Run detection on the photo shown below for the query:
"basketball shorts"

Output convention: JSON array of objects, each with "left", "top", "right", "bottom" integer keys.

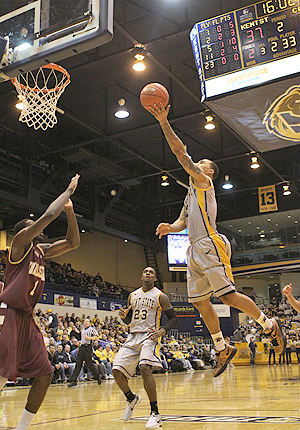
[
  {"left": 112, "top": 332, "right": 162, "bottom": 378},
  {"left": 0, "top": 305, "right": 53, "bottom": 381},
  {"left": 187, "top": 233, "right": 236, "bottom": 303}
]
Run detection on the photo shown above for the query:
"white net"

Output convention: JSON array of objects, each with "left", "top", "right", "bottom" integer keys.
[{"left": 11, "top": 63, "right": 70, "bottom": 131}]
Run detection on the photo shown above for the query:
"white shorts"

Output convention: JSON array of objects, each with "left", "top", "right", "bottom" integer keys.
[
  {"left": 112, "top": 332, "right": 162, "bottom": 378},
  {"left": 187, "top": 233, "right": 235, "bottom": 303}
]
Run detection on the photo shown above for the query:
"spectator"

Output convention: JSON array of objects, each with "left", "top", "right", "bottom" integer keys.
[{"left": 48, "top": 345, "right": 63, "bottom": 383}]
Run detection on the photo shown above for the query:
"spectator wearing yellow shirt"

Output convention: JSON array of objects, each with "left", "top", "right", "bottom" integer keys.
[
  {"left": 172, "top": 346, "right": 194, "bottom": 372},
  {"left": 56, "top": 322, "right": 64, "bottom": 340},
  {"left": 94, "top": 346, "right": 114, "bottom": 379}
]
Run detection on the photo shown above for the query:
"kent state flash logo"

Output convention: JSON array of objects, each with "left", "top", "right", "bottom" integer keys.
[{"left": 263, "top": 85, "right": 300, "bottom": 142}]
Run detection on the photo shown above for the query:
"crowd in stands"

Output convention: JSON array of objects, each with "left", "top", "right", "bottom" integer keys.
[
  {"left": 0, "top": 249, "right": 129, "bottom": 300},
  {"left": 14, "top": 310, "right": 218, "bottom": 386}
]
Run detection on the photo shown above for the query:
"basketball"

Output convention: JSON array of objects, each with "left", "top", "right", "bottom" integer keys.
[{"left": 140, "top": 83, "right": 169, "bottom": 111}]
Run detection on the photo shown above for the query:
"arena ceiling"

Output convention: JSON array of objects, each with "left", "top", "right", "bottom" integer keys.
[{"left": 0, "top": 0, "right": 299, "bottom": 249}]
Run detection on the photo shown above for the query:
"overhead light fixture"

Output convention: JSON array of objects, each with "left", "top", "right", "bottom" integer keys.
[
  {"left": 283, "top": 184, "right": 291, "bottom": 196},
  {"left": 110, "top": 189, "right": 117, "bottom": 196},
  {"left": 161, "top": 174, "right": 169, "bottom": 187},
  {"left": 250, "top": 156, "right": 260, "bottom": 169},
  {"left": 204, "top": 115, "right": 215, "bottom": 130},
  {"left": 132, "top": 52, "right": 146, "bottom": 71},
  {"left": 15, "top": 42, "right": 32, "bottom": 52},
  {"left": 29, "top": 213, "right": 34, "bottom": 217},
  {"left": 222, "top": 175, "right": 233, "bottom": 189},
  {"left": 15, "top": 95, "right": 24, "bottom": 110},
  {"left": 114, "top": 98, "right": 130, "bottom": 119}
]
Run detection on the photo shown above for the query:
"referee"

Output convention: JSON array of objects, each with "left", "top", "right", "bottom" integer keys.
[{"left": 68, "top": 318, "right": 102, "bottom": 387}]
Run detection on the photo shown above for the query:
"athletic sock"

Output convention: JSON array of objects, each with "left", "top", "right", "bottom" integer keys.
[
  {"left": 15, "top": 409, "right": 35, "bottom": 430},
  {"left": 125, "top": 390, "right": 135, "bottom": 402},
  {"left": 150, "top": 401, "right": 159, "bottom": 414},
  {"left": 212, "top": 332, "right": 226, "bottom": 351},
  {"left": 256, "top": 311, "right": 273, "bottom": 331}
]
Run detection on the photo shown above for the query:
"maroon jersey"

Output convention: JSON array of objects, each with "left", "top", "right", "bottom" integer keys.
[{"left": 0, "top": 243, "right": 45, "bottom": 313}]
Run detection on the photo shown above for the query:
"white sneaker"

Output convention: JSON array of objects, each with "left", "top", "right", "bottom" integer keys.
[
  {"left": 108, "top": 374, "right": 114, "bottom": 379},
  {"left": 145, "top": 412, "right": 162, "bottom": 429},
  {"left": 122, "top": 394, "right": 141, "bottom": 421}
]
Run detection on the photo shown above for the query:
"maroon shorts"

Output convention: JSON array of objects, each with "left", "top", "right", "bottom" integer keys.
[{"left": 0, "top": 306, "right": 53, "bottom": 381}]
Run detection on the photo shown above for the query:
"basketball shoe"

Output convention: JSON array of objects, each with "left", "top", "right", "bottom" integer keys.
[
  {"left": 265, "top": 317, "right": 286, "bottom": 355},
  {"left": 122, "top": 394, "right": 141, "bottom": 421},
  {"left": 145, "top": 412, "right": 162, "bottom": 429},
  {"left": 213, "top": 343, "right": 237, "bottom": 377}
]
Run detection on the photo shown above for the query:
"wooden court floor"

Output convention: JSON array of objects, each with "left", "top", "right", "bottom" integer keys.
[{"left": 2, "top": 364, "right": 300, "bottom": 429}]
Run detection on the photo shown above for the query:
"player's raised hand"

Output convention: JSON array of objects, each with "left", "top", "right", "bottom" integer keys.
[
  {"left": 283, "top": 283, "right": 293, "bottom": 297},
  {"left": 148, "top": 103, "right": 170, "bottom": 123},
  {"left": 156, "top": 223, "right": 171, "bottom": 239},
  {"left": 68, "top": 174, "right": 80, "bottom": 194},
  {"left": 64, "top": 199, "right": 73, "bottom": 211},
  {"left": 147, "top": 327, "right": 165, "bottom": 340},
  {"left": 119, "top": 305, "right": 132, "bottom": 320}
]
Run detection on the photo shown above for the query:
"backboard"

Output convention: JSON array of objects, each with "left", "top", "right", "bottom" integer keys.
[{"left": 0, "top": 0, "right": 113, "bottom": 82}]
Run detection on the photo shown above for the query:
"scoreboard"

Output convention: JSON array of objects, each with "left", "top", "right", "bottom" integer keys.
[{"left": 190, "top": 0, "right": 300, "bottom": 101}]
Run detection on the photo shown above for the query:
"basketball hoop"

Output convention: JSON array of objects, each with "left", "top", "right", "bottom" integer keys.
[{"left": 11, "top": 63, "right": 70, "bottom": 131}]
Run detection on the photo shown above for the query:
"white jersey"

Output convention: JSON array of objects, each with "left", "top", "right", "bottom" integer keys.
[
  {"left": 129, "top": 286, "right": 163, "bottom": 333},
  {"left": 184, "top": 176, "right": 217, "bottom": 243}
]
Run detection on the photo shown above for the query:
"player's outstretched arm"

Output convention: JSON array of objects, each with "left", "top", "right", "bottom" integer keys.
[
  {"left": 149, "top": 104, "right": 209, "bottom": 185},
  {"left": 13, "top": 174, "right": 80, "bottom": 248},
  {"left": 43, "top": 199, "right": 80, "bottom": 258},
  {"left": 283, "top": 283, "right": 300, "bottom": 313},
  {"left": 156, "top": 206, "right": 187, "bottom": 239}
]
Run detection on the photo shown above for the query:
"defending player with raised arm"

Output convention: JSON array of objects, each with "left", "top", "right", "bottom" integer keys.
[
  {"left": 112, "top": 267, "right": 178, "bottom": 429},
  {"left": 283, "top": 283, "right": 300, "bottom": 313},
  {"left": 150, "top": 103, "right": 286, "bottom": 378},
  {"left": 0, "top": 174, "right": 80, "bottom": 430}
]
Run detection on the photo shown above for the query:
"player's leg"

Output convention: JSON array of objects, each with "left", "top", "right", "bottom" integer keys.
[
  {"left": 0, "top": 375, "right": 8, "bottom": 390},
  {"left": 16, "top": 372, "right": 53, "bottom": 430},
  {"left": 139, "top": 341, "right": 163, "bottom": 428},
  {"left": 112, "top": 338, "right": 141, "bottom": 421},
  {"left": 220, "top": 291, "right": 286, "bottom": 354}
]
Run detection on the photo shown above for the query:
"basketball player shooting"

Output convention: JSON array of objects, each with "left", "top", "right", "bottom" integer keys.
[
  {"left": 0, "top": 174, "right": 80, "bottom": 430},
  {"left": 149, "top": 102, "right": 286, "bottom": 377},
  {"left": 112, "top": 267, "right": 178, "bottom": 429}
]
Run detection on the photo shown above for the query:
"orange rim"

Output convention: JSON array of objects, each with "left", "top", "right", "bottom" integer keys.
[{"left": 11, "top": 63, "right": 70, "bottom": 93}]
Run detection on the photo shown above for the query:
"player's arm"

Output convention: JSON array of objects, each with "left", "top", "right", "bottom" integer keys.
[
  {"left": 119, "top": 294, "right": 133, "bottom": 325},
  {"left": 283, "top": 283, "right": 300, "bottom": 313},
  {"left": 149, "top": 104, "right": 210, "bottom": 187},
  {"left": 156, "top": 206, "right": 187, "bottom": 239},
  {"left": 147, "top": 293, "right": 178, "bottom": 340},
  {"left": 12, "top": 175, "right": 80, "bottom": 251},
  {"left": 42, "top": 199, "right": 80, "bottom": 258}
]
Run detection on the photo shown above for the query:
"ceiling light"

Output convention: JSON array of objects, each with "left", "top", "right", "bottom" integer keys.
[
  {"left": 15, "top": 42, "right": 32, "bottom": 52},
  {"left": 222, "top": 175, "right": 233, "bottom": 189},
  {"left": 29, "top": 213, "right": 34, "bottom": 217},
  {"left": 161, "top": 174, "right": 169, "bottom": 187},
  {"left": 81, "top": 229, "right": 85, "bottom": 233},
  {"left": 15, "top": 95, "right": 24, "bottom": 110},
  {"left": 250, "top": 156, "right": 260, "bottom": 169},
  {"left": 132, "top": 52, "right": 146, "bottom": 71},
  {"left": 115, "top": 98, "right": 130, "bottom": 118},
  {"left": 132, "top": 60, "right": 146, "bottom": 71},
  {"left": 267, "top": 218, "right": 271, "bottom": 222},
  {"left": 283, "top": 184, "right": 291, "bottom": 196},
  {"left": 204, "top": 115, "right": 215, "bottom": 130},
  {"left": 110, "top": 189, "right": 117, "bottom": 196},
  {"left": 124, "top": 239, "right": 128, "bottom": 243}
]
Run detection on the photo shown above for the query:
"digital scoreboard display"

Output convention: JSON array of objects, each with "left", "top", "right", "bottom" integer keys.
[{"left": 190, "top": 0, "right": 300, "bottom": 100}]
